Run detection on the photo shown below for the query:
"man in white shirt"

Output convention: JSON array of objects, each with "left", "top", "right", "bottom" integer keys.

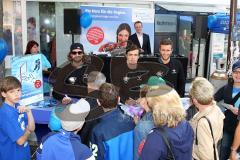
[{"left": 129, "top": 21, "right": 151, "bottom": 55}]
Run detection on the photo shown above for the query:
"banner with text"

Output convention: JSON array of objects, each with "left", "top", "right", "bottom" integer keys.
[{"left": 80, "top": 5, "right": 154, "bottom": 54}]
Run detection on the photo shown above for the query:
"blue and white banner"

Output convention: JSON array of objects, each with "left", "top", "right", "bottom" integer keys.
[
  {"left": 11, "top": 54, "right": 44, "bottom": 105},
  {"left": 80, "top": 5, "right": 154, "bottom": 54},
  {"left": 208, "top": 13, "right": 240, "bottom": 34}
]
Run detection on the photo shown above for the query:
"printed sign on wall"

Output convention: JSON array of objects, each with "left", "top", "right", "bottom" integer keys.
[
  {"left": 80, "top": 5, "right": 154, "bottom": 54},
  {"left": 11, "top": 54, "right": 44, "bottom": 105}
]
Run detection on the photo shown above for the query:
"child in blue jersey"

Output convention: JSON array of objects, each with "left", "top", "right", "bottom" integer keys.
[
  {"left": 0, "top": 76, "right": 35, "bottom": 160},
  {"left": 37, "top": 99, "right": 95, "bottom": 160},
  {"left": 89, "top": 83, "right": 135, "bottom": 160}
]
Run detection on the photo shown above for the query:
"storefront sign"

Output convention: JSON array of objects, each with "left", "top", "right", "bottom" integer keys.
[{"left": 155, "top": 14, "right": 177, "bottom": 33}]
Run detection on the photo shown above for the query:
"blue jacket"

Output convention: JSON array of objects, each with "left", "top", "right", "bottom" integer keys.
[
  {"left": 134, "top": 112, "right": 154, "bottom": 160},
  {"left": 140, "top": 120, "right": 194, "bottom": 160},
  {"left": 37, "top": 129, "right": 93, "bottom": 160},
  {"left": 89, "top": 108, "right": 135, "bottom": 160}
]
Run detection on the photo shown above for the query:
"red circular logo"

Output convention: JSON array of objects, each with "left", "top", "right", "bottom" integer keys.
[
  {"left": 86, "top": 26, "right": 104, "bottom": 45},
  {"left": 34, "top": 80, "right": 42, "bottom": 88}
]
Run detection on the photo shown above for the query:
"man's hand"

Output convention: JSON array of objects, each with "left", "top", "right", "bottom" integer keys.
[
  {"left": 133, "top": 115, "right": 140, "bottom": 124},
  {"left": 62, "top": 97, "right": 72, "bottom": 105},
  {"left": 125, "top": 98, "right": 136, "bottom": 106},
  {"left": 229, "top": 150, "right": 238, "bottom": 160},
  {"left": 229, "top": 105, "right": 239, "bottom": 115},
  {"left": 18, "top": 106, "right": 30, "bottom": 113}
]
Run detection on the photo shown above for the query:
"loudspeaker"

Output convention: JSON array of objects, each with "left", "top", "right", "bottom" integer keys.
[
  {"left": 195, "top": 15, "right": 208, "bottom": 39},
  {"left": 64, "top": 9, "right": 81, "bottom": 34}
]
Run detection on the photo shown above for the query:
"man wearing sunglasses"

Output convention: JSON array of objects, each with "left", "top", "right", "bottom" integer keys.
[
  {"left": 51, "top": 43, "right": 103, "bottom": 104},
  {"left": 68, "top": 43, "right": 85, "bottom": 68}
]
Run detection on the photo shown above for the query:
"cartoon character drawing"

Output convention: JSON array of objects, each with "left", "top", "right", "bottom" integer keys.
[{"left": 33, "top": 58, "right": 41, "bottom": 72}]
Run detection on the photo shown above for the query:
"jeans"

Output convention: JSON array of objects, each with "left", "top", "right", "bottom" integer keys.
[
  {"left": 134, "top": 112, "right": 154, "bottom": 160},
  {"left": 220, "top": 131, "right": 234, "bottom": 160}
]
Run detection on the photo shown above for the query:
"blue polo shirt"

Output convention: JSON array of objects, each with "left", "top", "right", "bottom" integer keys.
[
  {"left": 0, "top": 102, "right": 30, "bottom": 160},
  {"left": 37, "top": 129, "right": 93, "bottom": 160}
]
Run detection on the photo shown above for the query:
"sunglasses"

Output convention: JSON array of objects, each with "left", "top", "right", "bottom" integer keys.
[{"left": 71, "top": 51, "right": 83, "bottom": 55}]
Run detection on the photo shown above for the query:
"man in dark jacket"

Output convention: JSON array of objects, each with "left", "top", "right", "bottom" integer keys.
[
  {"left": 89, "top": 83, "right": 135, "bottom": 160},
  {"left": 129, "top": 21, "right": 151, "bottom": 55},
  {"left": 214, "top": 60, "right": 240, "bottom": 160},
  {"left": 158, "top": 39, "right": 185, "bottom": 97},
  {"left": 51, "top": 43, "right": 103, "bottom": 104}
]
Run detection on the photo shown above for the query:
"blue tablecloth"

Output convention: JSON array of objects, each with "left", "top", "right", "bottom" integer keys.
[
  {"left": 30, "top": 97, "right": 78, "bottom": 124},
  {"left": 32, "top": 107, "right": 54, "bottom": 124},
  {"left": 29, "top": 96, "right": 60, "bottom": 124}
]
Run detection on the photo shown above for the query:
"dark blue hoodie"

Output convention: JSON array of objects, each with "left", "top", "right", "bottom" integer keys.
[{"left": 140, "top": 120, "right": 194, "bottom": 160}]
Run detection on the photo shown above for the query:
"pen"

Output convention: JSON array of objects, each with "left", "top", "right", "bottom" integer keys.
[
  {"left": 129, "top": 97, "right": 136, "bottom": 101},
  {"left": 65, "top": 94, "right": 70, "bottom": 99}
]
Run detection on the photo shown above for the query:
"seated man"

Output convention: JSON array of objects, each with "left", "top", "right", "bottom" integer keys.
[
  {"left": 50, "top": 43, "right": 103, "bottom": 104},
  {"left": 37, "top": 99, "right": 94, "bottom": 160},
  {"left": 89, "top": 83, "right": 135, "bottom": 160},
  {"left": 110, "top": 43, "right": 167, "bottom": 104},
  {"left": 110, "top": 44, "right": 146, "bottom": 103}
]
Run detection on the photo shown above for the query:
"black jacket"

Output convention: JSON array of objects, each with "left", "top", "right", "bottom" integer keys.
[
  {"left": 159, "top": 58, "right": 186, "bottom": 97},
  {"left": 50, "top": 56, "right": 104, "bottom": 100},
  {"left": 129, "top": 33, "right": 151, "bottom": 55},
  {"left": 214, "top": 82, "right": 239, "bottom": 134}
]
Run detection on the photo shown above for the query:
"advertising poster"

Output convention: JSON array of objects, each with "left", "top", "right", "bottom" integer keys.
[
  {"left": 208, "top": 32, "right": 226, "bottom": 76},
  {"left": 11, "top": 54, "right": 44, "bottom": 105},
  {"left": 80, "top": 5, "right": 154, "bottom": 54}
]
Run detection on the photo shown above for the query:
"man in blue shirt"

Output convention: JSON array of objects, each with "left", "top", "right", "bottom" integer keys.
[{"left": 0, "top": 76, "right": 35, "bottom": 160}]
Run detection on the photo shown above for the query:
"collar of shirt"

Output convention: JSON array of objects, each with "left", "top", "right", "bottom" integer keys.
[
  {"left": 191, "top": 102, "right": 217, "bottom": 121},
  {"left": 137, "top": 33, "right": 143, "bottom": 48},
  {"left": 136, "top": 33, "right": 143, "bottom": 37},
  {"left": 158, "top": 57, "right": 171, "bottom": 65},
  {"left": 60, "top": 129, "right": 82, "bottom": 140}
]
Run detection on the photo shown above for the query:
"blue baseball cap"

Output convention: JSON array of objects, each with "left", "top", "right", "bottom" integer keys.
[{"left": 232, "top": 60, "right": 240, "bottom": 71}]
